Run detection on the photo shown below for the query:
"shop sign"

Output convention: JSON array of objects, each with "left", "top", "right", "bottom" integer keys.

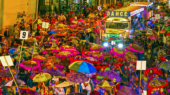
[{"left": 106, "top": 11, "right": 130, "bottom": 17}]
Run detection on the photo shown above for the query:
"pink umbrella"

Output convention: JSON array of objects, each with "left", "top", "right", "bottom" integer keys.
[
  {"left": 148, "top": 36, "right": 159, "bottom": 40},
  {"left": 19, "top": 61, "right": 41, "bottom": 71}
]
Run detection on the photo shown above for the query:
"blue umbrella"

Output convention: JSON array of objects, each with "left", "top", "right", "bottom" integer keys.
[
  {"left": 8, "top": 48, "right": 17, "bottom": 54},
  {"left": 69, "top": 61, "right": 97, "bottom": 73},
  {"left": 48, "top": 30, "right": 56, "bottom": 34}
]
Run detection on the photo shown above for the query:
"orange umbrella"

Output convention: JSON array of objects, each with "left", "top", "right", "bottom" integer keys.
[{"left": 160, "top": 30, "right": 166, "bottom": 34}]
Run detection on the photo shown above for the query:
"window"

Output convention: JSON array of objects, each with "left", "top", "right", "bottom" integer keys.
[{"left": 106, "top": 22, "right": 128, "bottom": 29}]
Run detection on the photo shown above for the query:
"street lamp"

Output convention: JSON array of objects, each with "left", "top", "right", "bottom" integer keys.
[{"left": 118, "top": 43, "right": 124, "bottom": 49}]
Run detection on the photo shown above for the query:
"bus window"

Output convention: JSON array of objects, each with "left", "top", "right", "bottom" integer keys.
[{"left": 106, "top": 22, "right": 128, "bottom": 29}]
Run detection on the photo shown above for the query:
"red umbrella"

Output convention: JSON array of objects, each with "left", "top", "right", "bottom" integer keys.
[
  {"left": 116, "top": 4, "right": 122, "bottom": 6},
  {"left": 167, "top": 33, "right": 170, "bottom": 36},
  {"left": 86, "top": 8, "right": 92, "bottom": 10},
  {"left": 160, "top": 30, "right": 166, "bottom": 34},
  {"left": 69, "top": 12, "right": 75, "bottom": 15}
]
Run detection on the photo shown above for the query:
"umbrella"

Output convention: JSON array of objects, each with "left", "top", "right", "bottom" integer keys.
[
  {"left": 55, "top": 81, "right": 74, "bottom": 87},
  {"left": 5, "top": 79, "right": 25, "bottom": 86},
  {"left": 19, "top": 61, "right": 41, "bottom": 70},
  {"left": 117, "top": 86, "right": 137, "bottom": 95},
  {"left": 90, "top": 44, "right": 104, "bottom": 51},
  {"left": 86, "top": 28, "right": 93, "bottom": 33},
  {"left": 159, "top": 61, "right": 170, "bottom": 71},
  {"left": 32, "top": 55, "right": 46, "bottom": 62},
  {"left": 20, "top": 89, "right": 39, "bottom": 95},
  {"left": 69, "top": 61, "right": 97, "bottom": 73},
  {"left": 160, "top": 30, "right": 166, "bottom": 34},
  {"left": 96, "top": 80, "right": 114, "bottom": 88},
  {"left": 68, "top": 36, "right": 80, "bottom": 41},
  {"left": 8, "top": 48, "right": 17, "bottom": 54},
  {"left": 70, "top": 39, "right": 79, "bottom": 44},
  {"left": 56, "top": 51, "right": 72, "bottom": 58},
  {"left": 62, "top": 49, "right": 79, "bottom": 55},
  {"left": 33, "top": 73, "right": 52, "bottom": 83},
  {"left": 124, "top": 51, "right": 137, "bottom": 61},
  {"left": 147, "top": 78, "right": 169, "bottom": 89},
  {"left": 42, "top": 68, "right": 61, "bottom": 76},
  {"left": 0, "top": 42, "right": 6, "bottom": 46},
  {"left": 109, "top": 47, "right": 126, "bottom": 57},
  {"left": 148, "top": 35, "right": 159, "bottom": 40},
  {"left": 98, "top": 70, "right": 122, "bottom": 82},
  {"left": 0, "top": 69, "right": 17, "bottom": 77},
  {"left": 22, "top": 60, "right": 38, "bottom": 67},
  {"left": 60, "top": 45, "right": 76, "bottom": 50},
  {"left": 129, "top": 44, "right": 144, "bottom": 53},
  {"left": 66, "top": 72, "right": 88, "bottom": 83}
]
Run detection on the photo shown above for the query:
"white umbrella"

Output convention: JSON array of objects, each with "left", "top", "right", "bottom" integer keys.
[{"left": 5, "top": 79, "right": 25, "bottom": 86}]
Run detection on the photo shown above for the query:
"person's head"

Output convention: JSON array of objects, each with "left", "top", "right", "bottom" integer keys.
[
  {"left": 104, "top": 90, "right": 110, "bottom": 95},
  {"left": 164, "top": 72, "right": 167, "bottom": 77},
  {"left": 155, "top": 73, "right": 159, "bottom": 78},
  {"left": 6, "top": 28, "right": 9, "bottom": 31},
  {"left": 83, "top": 89, "right": 88, "bottom": 95}
]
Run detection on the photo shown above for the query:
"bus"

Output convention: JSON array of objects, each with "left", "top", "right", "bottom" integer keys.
[
  {"left": 129, "top": 2, "right": 154, "bottom": 19},
  {"left": 104, "top": 6, "right": 145, "bottom": 40}
]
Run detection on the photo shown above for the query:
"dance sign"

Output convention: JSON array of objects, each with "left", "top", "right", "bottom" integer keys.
[
  {"left": 20, "top": 31, "right": 29, "bottom": 40},
  {"left": 106, "top": 11, "right": 130, "bottom": 17}
]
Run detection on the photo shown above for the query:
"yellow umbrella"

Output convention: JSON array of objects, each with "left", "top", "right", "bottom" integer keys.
[
  {"left": 55, "top": 81, "right": 74, "bottom": 87},
  {"left": 96, "top": 80, "right": 114, "bottom": 88},
  {"left": 33, "top": 73, "right": 52, "bottom": 83}
]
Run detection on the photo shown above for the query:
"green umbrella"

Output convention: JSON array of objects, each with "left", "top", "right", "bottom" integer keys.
[
  {"left": 105, "top": 68, "right": 110, "bottom": 71},
  {"left": 159, "top": 61, "right": 170, "bottom": 71}
]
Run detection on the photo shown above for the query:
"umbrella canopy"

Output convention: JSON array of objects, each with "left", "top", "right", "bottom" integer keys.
[
  {"left": 5, "top": 79, "right": 25, "bottom": 86},
  {"left": 32, "top": 55, "right": 46, "bottom": 62},
  {"left": 90, "top": 44, "right": 104, "bottom": 51},
  {"left": 42, "top": 68, "right": 61, "bottom": 76},
  {"left": 60, "top": 45, "right": 76, "bottom": 50},
  {"left": 159, "top": 61, "right": 170, "bottom": 70},
  {"left": 66, "top": 72, "right": 88, "bottom": 83},
  {"left": 56, "top": 51, "right": 72, "bottom": 58},
  {"left": 117, "top": 86, "right": 137, "bottom": 95},
  {"left": 147, "top": 78, "right": 169, "bottom": 89},
  {"left": 69, "top": 61, "right": 97, "bottom": 73},
  {"left": 22, "top": 60, "right": 38, "bottom": 67},
  {"left": 62, "top": 49, "right": 79, "bottom": 55},
  {"left": 20, "top": 89, "right": 39, "bottom": 95},
  {"left": 8, "top": 48, "right": 17, "bottom": 54},
  {"left": 96, "top": 80, "right": 114, "bottom": 88},
  {"left": 98, "top": 70, "right": 122, "bottom": 81},
  {"left": 148, "top": 35, "right": 159, "bottom": 40},
  {"left": 0, "top": 69, "right": 17, "bottom": 77},
  {"left": 33, "top": 73, "right": 52, "bottom": 83},
  {"left": 124, "top": 51, "right": 137, "bottom": 61},
  {"left": 129, "top": 44, "right": 144, "bottom": 53},
  {"left": 55, "top": 81, "right": 74, "bottom": 87},
  {"left": 109, "top": 47, "right": 126, "bottom": 57}
]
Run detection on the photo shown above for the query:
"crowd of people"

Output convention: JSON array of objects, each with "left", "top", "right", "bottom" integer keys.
[{"left": 0, "top": 3, "right": 170, "bottom": 95}]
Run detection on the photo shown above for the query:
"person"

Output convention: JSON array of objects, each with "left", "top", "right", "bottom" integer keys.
[
  {"left": 90, "top": 90, "right": 100, "bottom": 95},
  {"left": 134, "top": 81, "right": 142, "bottom": 95},
  {"left": 58, "top": 13, "right": 66, "bottom": 23},
  {"left": 104, "top": 90, "right": 111, "bottom": 95},
  {"left": 3, "top": 28, "right": 9, "bottom": 40}
]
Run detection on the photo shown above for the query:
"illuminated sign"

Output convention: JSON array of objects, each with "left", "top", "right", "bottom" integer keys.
[
  {"left": 130, "top": 8, "right": 144, "bottom": 16},
  {"left": 106, "top": 11, "right": 130, "bottom": 17}
]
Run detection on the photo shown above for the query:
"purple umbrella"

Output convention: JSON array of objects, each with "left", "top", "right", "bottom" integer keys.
[
  {"left": 66, "top": 72, "right": 88, "bottom": 83},
  {"left": 117, "top": 86, "right": 137, "bottom": 95},
  {"left": 98, "top": 71, "right": 122, "bottom": 82},
  {"left": 42, "top": 68, "right": 61, "bottom": 76}
]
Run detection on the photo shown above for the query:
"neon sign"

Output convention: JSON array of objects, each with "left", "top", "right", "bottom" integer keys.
[
  {"left": 106, "top": 11, "right": 130, "bottom": 17},
  {"left": 130, "top": 8, "right": 144, "bottom": 16}
]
